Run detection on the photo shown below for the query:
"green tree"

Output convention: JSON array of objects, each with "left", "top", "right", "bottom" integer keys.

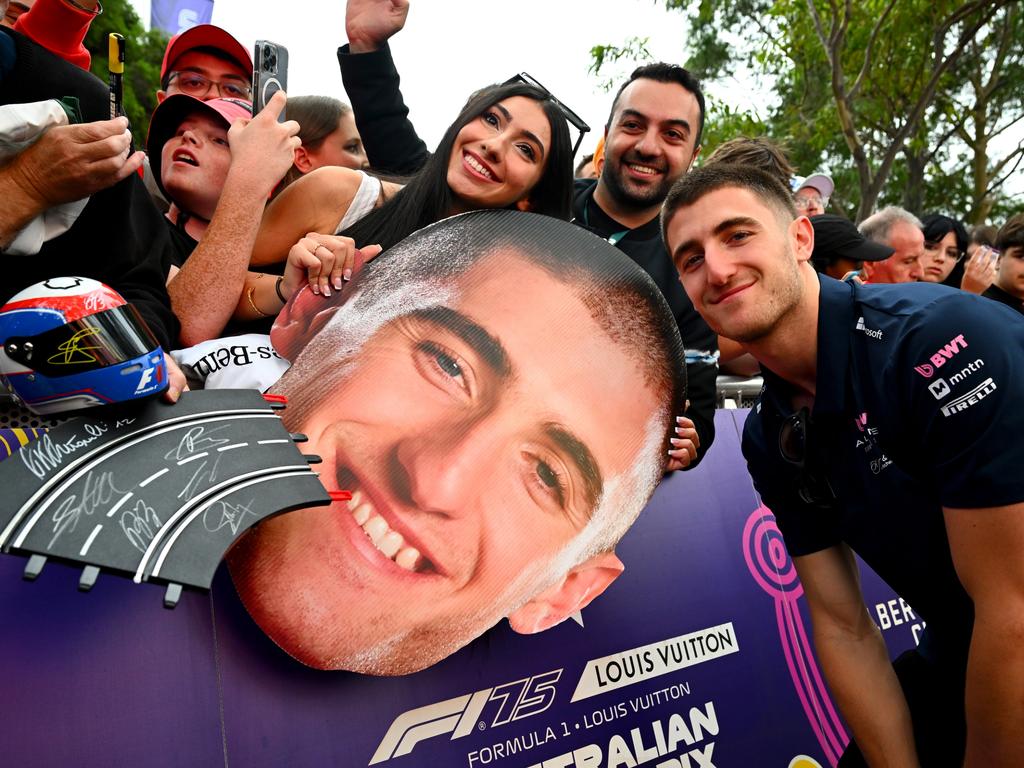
[
  {"left": 82, "top": 0, "right": 168, "bottom": 137},
  {"left": 592, "top": 0, "right": 1023, "bottom": 223}
]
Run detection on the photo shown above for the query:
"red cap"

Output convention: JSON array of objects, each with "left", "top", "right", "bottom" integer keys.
[{"left": 160, "top": 24, "right": 252, "bottom": 82}]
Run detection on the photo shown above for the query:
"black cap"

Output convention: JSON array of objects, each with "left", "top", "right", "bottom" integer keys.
[{"left": 810, "top": 214, "right": 894, "bottom": 268}]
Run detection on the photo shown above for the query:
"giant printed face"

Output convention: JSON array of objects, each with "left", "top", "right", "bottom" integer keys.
[{"left": 227, "top": 211, "right": 684, "bottom": 674}]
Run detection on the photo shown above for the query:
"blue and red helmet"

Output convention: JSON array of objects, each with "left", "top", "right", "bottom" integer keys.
[{"left": 0, "top": 277, "right": 167, "bottom": 415}]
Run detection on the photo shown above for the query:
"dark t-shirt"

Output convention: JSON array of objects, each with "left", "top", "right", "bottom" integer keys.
[
  {"left": 162, "top": 218, "right": 273, "bottom": 337},
  {"left": 744, "top": 276, "right": 1024, "bottom": 663},
  {"left": 982, "top": 283, "right": 1024, "bottom": 315},
  {"left": 165, "top": 218, "right": 198, "bottom": 269}
]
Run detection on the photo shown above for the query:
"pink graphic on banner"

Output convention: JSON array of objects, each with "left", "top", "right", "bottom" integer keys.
[{"left": 743, "top": 505, "right": 848, "bottom": 766}]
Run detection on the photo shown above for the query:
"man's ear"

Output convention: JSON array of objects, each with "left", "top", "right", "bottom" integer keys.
[
  {"left": 507, "top": 551, "right": 624, "bottom": 635},
  {"left": 790, "top": 214, "right": 814, "bottom": 265},
  {"left": 861, "top": 259, "right": 878, "bottom": 281},
  {"left": 686, "top": 143, "right": 702, "bottom": 173},
  {"left": 156, "top": 89, "right": 167, "bottom": 104},
  {"left": 293, "top": 145, "right": 314, "bottom": 174}
]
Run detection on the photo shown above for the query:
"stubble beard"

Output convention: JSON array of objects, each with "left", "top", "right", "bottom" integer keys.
[
  {"left": 601, "top": 155, "right": 675, "bottom": 214},
  {"left": 715, "top": 244, "right": 804, "bottom": 345}
]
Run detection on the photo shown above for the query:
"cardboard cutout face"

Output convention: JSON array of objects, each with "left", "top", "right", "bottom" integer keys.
[{"left": 228, "top": 210, "right": 686, "bottom": 674}]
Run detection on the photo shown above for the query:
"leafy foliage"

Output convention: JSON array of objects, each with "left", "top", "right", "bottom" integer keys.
[{"left": 592, "top": 0, "right": 1023, "bottom": 224}]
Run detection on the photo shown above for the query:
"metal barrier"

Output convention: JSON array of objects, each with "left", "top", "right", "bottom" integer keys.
[{"left": 717, "top": 375, "right": 764, "bottom": 409}]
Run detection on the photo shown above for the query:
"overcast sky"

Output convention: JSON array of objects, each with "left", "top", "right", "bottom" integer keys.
[{"left": 126, "top": 0, "right": 743, "bottom": 155}]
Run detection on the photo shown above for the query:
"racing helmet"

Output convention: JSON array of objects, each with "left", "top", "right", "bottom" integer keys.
[{"left": 0, "top": 277, "right": 167, "bottom": 415}]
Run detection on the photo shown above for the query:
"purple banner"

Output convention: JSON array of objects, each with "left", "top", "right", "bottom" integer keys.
[
  {"left": 0, "top": 410, "right": 919, "bottom": 767},
  {"left": 150, "top": 0, "right": 214, "bottom": 36}
]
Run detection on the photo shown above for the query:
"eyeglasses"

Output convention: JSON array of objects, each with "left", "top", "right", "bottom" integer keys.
[
  {"left": 504, "top": 72, "right": 591, "bottom": 159},
  {"left": 778, "top": 408, "right": 837, "bottom": 507},
  {"left": 168, "top": 71, "right": 253, "bottom": 100},
  {"left": 924, "top": 240, "right": 964, "bottom": 262},
  {"left": 794, "top": 193, "right": 829, "bottom": 211}
]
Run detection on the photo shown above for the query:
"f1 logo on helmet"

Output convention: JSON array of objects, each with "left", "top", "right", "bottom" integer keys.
[{"left": 0, "top": 277, "right": 166, "bottom": 415}]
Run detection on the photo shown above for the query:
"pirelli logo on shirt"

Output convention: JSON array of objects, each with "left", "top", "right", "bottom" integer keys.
[{"left": 940, "top": 377, "right": 997, "bottom": 418}]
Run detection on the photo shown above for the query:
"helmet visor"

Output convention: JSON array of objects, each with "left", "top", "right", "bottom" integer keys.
[{"left": 4, "top": 304, "right": 161, "bottom": 377}]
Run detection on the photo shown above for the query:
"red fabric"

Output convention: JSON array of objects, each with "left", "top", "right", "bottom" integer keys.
[{"left": 14, "top": 0, "right": 95, "bottom": 71}]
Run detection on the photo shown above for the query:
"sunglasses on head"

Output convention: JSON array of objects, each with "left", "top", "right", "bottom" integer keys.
[{"left": 504, "top": 72, "right": 591, "bottom": 159}]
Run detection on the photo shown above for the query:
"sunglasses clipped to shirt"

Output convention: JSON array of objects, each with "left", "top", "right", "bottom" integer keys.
[
  {"left": 778, "top": 407, "right": 838, "bottom": 507},
  {"left": 504, "top": 72, "right": 591, "bottom": 159}
]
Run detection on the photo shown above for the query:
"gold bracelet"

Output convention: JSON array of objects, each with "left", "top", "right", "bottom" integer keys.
[{"left": 245, "top": 285, "right": 270, "bottom": 317}]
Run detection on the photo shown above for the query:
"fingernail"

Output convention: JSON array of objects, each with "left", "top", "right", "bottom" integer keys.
[
  {"left": 343, "top": 268, "right": 352, "bottom": 281},
  {"left": 323, "top": 286, "right": 331, "bottom": 297},
  {"left": 311, "top": 285, "right": 319, "bottom": 295},
  {"left": 670, "top": 437, "right": 684, "bottom": 445},
  {"left": 168, "top": 387, "right": 180, "bottom": 403},
  {"left": 334, "top": 277, "right": 343, "bottom": 290},
  {"left": 676, "top": 415, "right": 686, "bottom": 423}
]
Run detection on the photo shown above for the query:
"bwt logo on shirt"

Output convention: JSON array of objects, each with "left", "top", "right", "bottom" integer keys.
[{"left": 927, "top": 334, "right": 968, "bottom": 369}]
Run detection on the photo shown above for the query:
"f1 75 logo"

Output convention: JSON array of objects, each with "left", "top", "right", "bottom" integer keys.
[{"left": 369, "top": 670, "right": 562, "bottom": 764}]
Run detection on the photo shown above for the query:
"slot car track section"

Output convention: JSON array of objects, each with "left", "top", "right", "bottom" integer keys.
[{"left": 0, "top": 389, "right": 331, "bottom": 606}]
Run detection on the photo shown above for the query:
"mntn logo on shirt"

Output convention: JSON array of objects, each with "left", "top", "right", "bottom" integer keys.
[
  {"left": 940, "top": 377, "right": 997, "bottom": 418},
  {"left": 928, "top": 379, "right": 951, "bottom": 400}
]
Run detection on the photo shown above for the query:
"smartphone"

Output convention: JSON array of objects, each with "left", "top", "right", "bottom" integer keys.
[{"left": 253, "top": 40, "right": 288, "bottom": 121}]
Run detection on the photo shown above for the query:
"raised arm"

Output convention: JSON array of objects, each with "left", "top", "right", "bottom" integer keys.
[
  {"left": 794, "top": 545, "right": 920, "bottom": 767},
  {"left": 338, "top": 0, "right": 429, "bottom": 175},
  {"left": 944, "top": 501, "right": 1024, "bottom": 766}
]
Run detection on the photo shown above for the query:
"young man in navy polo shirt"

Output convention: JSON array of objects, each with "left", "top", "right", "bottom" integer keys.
[{"left": 661, "top": 164, "right": 1024, "bottom": 766}]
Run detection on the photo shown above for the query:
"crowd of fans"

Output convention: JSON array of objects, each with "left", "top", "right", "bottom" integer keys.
[
  {"left": 1, "top": 0, "right": 1019, "bottom": 422},
  {"left": 1, "top": 0, "right": 1024, "bottom": 763}
]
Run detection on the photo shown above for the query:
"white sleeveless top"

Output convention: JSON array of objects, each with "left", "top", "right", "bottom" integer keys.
[{"left": 334, "top": 171, "right": 383, "bottom": 234}]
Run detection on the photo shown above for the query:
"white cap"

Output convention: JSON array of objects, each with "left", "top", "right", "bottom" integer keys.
[{"left": 795, "top": 173, "right": 834, "bottom": 198}]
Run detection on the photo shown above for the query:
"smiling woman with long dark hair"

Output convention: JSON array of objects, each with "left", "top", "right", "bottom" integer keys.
[{"left": 234, "top": 80, "right": 574, "bottom": 318}]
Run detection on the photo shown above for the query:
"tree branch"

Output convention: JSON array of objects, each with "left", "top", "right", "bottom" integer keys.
[
  {"left": 849, "top": 0, "right": 899, "bottom": 99},
  {"left": 985, "top": 144, "right": 1024, "bottom": 195}
]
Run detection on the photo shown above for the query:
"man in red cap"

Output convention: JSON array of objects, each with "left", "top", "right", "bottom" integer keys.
[
  {"left": 157, "top": 23, "right": 253, "bottom": 105},
  {"left": 144, "top": 25, "right": 254, "bottom": 211}
]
